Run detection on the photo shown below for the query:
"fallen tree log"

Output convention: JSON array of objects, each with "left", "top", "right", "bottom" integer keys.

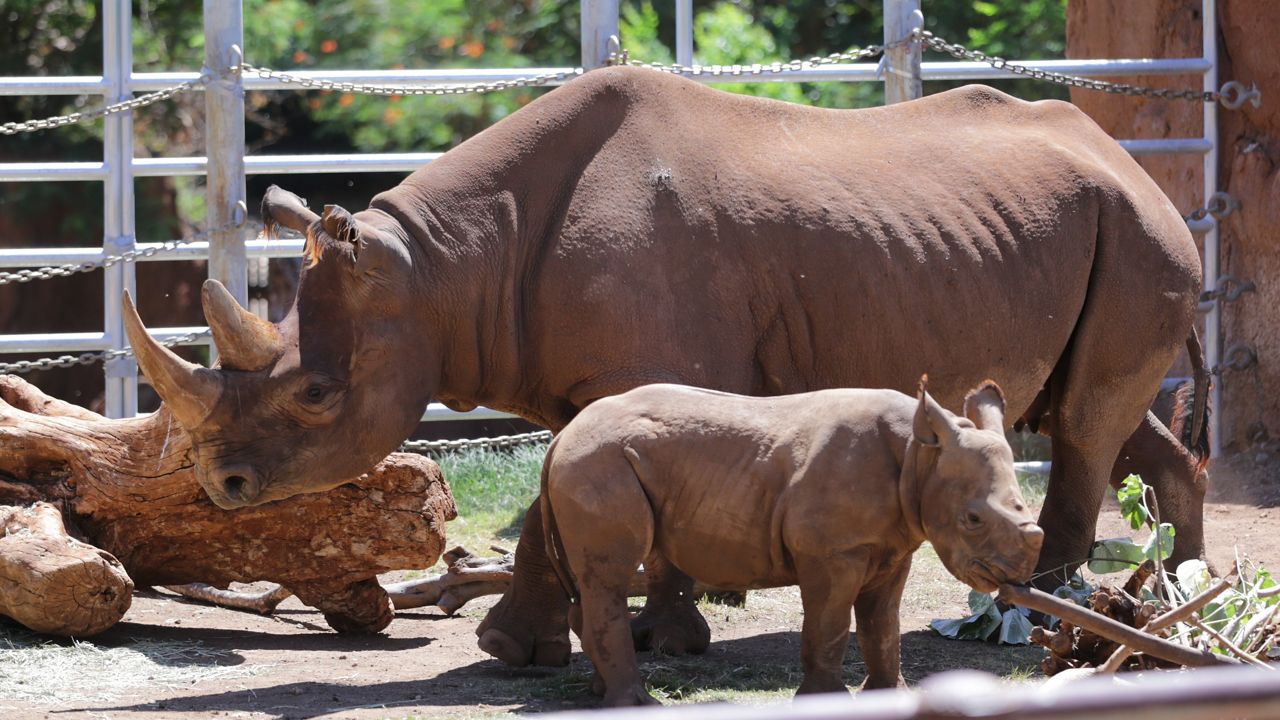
[{"left": 0, "top": 375, "right": 456, "bottom": 636}]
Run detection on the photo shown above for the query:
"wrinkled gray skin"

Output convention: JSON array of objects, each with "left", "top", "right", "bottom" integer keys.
[
  {"left": 124, "top": 69, "right": 1203, "bottom": 668},
  {"left": 542, "top": 381, "right": 1042, "bottom": 705}
]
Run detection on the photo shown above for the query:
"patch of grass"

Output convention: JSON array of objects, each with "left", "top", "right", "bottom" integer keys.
[
  {"left": 0, "top": 622, "right": 259, "bottom": 704},
  {"left": 435, "top": 443, "right": 548, "bottom": 551},
  {"left": 1017, "top": 468, "right": 1049, "bottom": 507}
]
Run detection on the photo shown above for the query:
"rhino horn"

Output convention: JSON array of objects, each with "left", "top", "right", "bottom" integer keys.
[
  {"left": 202, "top": 279, "right": 282, "bottom": 371},
  {"left": 122, "top": 291, "right": 222, "bottom": 427},
  {"left": 261, "top": 185, "right": 319, "bottom": 236}
]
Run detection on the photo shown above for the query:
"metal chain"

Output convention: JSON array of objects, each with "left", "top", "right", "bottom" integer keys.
[
  {"left": 238, "top": 63, "right": 582, "bottom": 96},
  {"left": 605, "top": 41, "right": 887, "bottom": 78},
  {"left": 1, "top": 76, "right": 212, "bottom": 136},
  {"left": 0, "top": 210, "right": 250, "bottom": 288},
  {"left": 400, "top": 430, "right": 553, "bottom": 455},
  {"left": 0, "top": 329, "right": 210, "bottom": 375},
  {"left": 914, "top": 29, "right": 1219, "bottom": 104}
]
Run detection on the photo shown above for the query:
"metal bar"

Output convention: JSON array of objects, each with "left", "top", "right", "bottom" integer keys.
[
  {"left": 0, "top": 327, "right": 209, "bottom": 354},
  {"left": 132, "top": 67, "right": 582, "bottom": 92},
  {"left": 0, "top": 76, "right": 108, "bottom": 95},
  {"left": 675, "top": 0, "right": 694, "bottom": 66},
  {"left": 204, "top": 2, "right": 249, "bottom": 310},
  {"left": 0, "top": 238, "right": 305, "bottom": 268},
  {"left": 919, "top": 56, "right": 1211, "bottom": 80},
  {"left": 421, "top": 403, "right": 516, "bottom": 422},
  {"left": 1203, "top": 0, "right": 1222, "bottom": 458},
  {"left": 1118, "top": 138, "right": 1213, "bottom": 155},
  {"left": 101, "top": 0, "right": 137, "bottom": 418},
  {"left": 883, "top": 0, "right": 923, "bottom": 104},
  {"left": 535, "top": 667, "right": 1280, "bottom": 720},
  {"left": 0, "top": 162, "right": 108, "bottom": 182},
  {"left": 134, "top": 152, "right": 442, "bottom": 176},
  {"left": 581, "top": 0, "right": 621, "bottom": 70}
]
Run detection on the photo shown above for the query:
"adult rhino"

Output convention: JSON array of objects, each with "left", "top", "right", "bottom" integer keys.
[{"left": 124, "top": 66, "right": 1207, "bottom": 668}]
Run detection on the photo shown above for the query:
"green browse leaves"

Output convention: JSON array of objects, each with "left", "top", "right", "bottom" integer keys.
[{"left": 929, "top": 590, "right": 1032, "bottom": 645}]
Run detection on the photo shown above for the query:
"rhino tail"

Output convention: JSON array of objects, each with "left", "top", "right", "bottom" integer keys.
[
  {"left": 1177, "top": 327, "right": 1212, "bottom": 470},
  {"left": 539, "top": 436, "right": 579, "bottom": 603}
]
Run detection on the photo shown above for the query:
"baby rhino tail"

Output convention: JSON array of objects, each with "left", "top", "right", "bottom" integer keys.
[{"left": 539, "top": 437, "right": 579, "bottom": 602}]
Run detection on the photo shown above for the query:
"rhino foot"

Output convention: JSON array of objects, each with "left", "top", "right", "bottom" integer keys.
[
  {"left": 630, "top": 602, "right": 710, "bottom": 655},
  {"left": 477, "top": 626, "right": 571, "bottom": 667}
]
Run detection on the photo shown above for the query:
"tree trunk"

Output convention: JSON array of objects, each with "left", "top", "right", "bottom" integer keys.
[{"left": 0, "top": 375, "right": 456, "bottom": 636}]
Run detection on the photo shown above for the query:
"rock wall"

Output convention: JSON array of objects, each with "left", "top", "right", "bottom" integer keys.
[{"left": 1067, "top": 0, "right": 1277, "bottom": 458}]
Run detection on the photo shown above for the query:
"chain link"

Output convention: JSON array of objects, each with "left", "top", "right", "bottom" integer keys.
[
  {"left": 914, "top": 29, "right": 1219, "bottom": 103},
  {"left": 399, "top": 430, "right": 553, "bottom": 455},
  {"left": 605, "top": 42, "right": 887, "bottom": 78},
  {"left": 1, "top": 76, "right": 212, "bottom": 136},
  {"left": 238, "top": 63, "right": 582, "bottom": 96},
  {"left": 0, "top": 329, "right": 210, "bottom": 375},
  {"left": 0, "top": 214, "right": 250, "bottom": 288}
]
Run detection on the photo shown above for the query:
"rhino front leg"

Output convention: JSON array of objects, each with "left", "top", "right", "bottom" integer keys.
[
  {"left": 853, "top": 559, "right": 911, "bottom": 690},
  {"left": 795, "top": 550, "right": 869, "bottom": 695},
  {"left": 476, "top": 498, "right": 572, "bottom": 666},
  {"left": 630, "top": 554, "right": 710, "bottom": 655}
]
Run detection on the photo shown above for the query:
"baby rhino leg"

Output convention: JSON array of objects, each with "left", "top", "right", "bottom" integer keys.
[
  {"left": 549, "top": 455, "right": 659, "bottom": 707},
  {"left": 794, "top": 550, "right": 870, "bottom": 695}
]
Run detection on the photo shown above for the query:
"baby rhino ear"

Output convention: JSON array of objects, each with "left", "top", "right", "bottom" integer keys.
[
  {"left": 914, "top": 374, "right": 959, "bottom": 447},
  {"left": 963, "top": 380, "right": 1006, "bottom": 431}
]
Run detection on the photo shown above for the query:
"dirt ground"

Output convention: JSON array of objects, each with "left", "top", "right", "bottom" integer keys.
[{"left": 2, "top": 456, "right": 1276, "bottom": 720}]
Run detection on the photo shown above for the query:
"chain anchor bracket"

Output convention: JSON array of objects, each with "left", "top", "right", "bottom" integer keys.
[{"left": 1218, "top": 81, "right": 1261, "bottom": 110}]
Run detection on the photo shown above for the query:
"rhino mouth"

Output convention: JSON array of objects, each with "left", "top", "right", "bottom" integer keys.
[{"left": 967, "top": 560, "right": 1006, "bottom": 592}]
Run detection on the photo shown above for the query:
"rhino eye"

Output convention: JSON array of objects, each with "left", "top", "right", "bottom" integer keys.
[
  {"left": 965, "top": 511, "right": 983, "bottom": 527},
  {"left": 302, "top": 384, "right": 330, "bottom": 404}
]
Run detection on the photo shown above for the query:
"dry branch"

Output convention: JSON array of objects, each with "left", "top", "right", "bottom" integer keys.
[
  {"left": 999, "top": 583, "right": 1239, "bottom": 669},
  {"left": 0, "top": 375, "right": 456, "bottom": 636}
]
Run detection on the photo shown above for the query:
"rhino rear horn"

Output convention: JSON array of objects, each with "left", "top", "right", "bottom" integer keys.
[
  {"left": 261, "top": 185, "right": 320, "bottom": 236},
  {"left": 202, "top": 279, "right": 283, "bottom": 372},
  {"left": 122, "top": 291, "right": 222, "bottom": 428},
  {"left": 963, "top": 380, "right": 1007, "bottom": 431}
]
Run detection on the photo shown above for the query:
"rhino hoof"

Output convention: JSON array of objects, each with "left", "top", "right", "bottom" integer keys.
[{"left": 478, "top": 628, "right": 570, "bottom": 667}]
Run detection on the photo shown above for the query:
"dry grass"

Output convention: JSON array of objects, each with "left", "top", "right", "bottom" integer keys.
[{"left": 0, "top": 623, "right": 262, "bottom": 706}]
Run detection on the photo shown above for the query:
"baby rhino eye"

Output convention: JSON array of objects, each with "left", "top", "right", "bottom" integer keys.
[
  {"left": 304, "top": 385, "right": 327, "bottom": 402},
  {"left": 966, "top": 511, "right": 983, "bottom": 526}
]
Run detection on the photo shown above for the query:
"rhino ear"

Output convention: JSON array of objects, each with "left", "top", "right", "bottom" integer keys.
[
  {"left": 963, "top": 380, "right": 1006, "bottom": 431},
  {"left": 914, "top": 374, "right": 959, "bottom": 448},
  {"left": 322, "top": 204, "right": 359, "bottom": 246}
]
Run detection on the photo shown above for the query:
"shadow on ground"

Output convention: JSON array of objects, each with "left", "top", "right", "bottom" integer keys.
[{"left": 74, "top": 628, "right": 1041, "bottom": 718}]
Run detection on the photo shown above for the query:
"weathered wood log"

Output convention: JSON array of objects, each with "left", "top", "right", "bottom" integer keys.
[
  {"left": 0, "top": 375, "right": 456, "bottom": 636},
  {"left": 0, "top": 501, "right": 133, "bottom": 636}
]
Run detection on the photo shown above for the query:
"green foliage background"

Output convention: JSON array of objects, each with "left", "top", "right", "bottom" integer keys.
[{"left": 0, "top": 0, "right": 1067, "bottom": 273}]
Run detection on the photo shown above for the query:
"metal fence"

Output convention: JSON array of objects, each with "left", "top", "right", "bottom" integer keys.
[{"left": 0, "top": 0, "right": 1237, "bottom": 453}]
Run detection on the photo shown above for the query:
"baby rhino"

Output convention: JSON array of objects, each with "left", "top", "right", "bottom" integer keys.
[{"left": 541, "top": 379, "right": 1043, "bottom": 706}]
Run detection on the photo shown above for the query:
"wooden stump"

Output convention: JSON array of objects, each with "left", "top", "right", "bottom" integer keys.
[{"left": 0, "top": 375, "right": 456, "bottom": 636}]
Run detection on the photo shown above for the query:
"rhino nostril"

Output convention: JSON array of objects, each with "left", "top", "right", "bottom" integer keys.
[{"left": 224, "top": 474, "right": 250, "bottom": 500}]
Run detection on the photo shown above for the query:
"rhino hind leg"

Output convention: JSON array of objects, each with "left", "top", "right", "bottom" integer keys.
[
  {"left": 629, "top": 554, "right": 711, "bottom": 656},
  {"left": 476, "top": 499, "right": 572, "bottom": 667}
]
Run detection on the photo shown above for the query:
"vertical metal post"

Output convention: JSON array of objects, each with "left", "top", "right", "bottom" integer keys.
[
  {"left": 102, "top": 0, "right": 137, "bottom": 418},
  {"left": 676, "top": 0, "right": 694, "bottom": 66},
  {"left": 1202, "top": 0, "right": 1221, "bottom": 457},
  {"left": 581, "top": 0, "right": 621, "bottom": 70},
  {"left": 204, "top": 1, "right": 248, "bottom": 307},
  {"left": 882, "top": 0, "right": 923, "bottom": 104}
]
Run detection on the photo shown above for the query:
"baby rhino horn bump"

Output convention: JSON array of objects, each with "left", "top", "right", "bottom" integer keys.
[
  {"left": 201, "top": 279, "right": 283, "bottom": 372},
  {"left": 962, "top": 380, "right": 1007, "bottom": 431},
  {"left": 122, "top": 291, "right": 222, "bottom": 428}
]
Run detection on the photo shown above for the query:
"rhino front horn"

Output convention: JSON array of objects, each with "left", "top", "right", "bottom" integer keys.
[
  {"left": 201, "top": 279, "right": 283, "bottom": 372},
  {"left": 122, "top": 291, "right": 222, "bottom": 428}
]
